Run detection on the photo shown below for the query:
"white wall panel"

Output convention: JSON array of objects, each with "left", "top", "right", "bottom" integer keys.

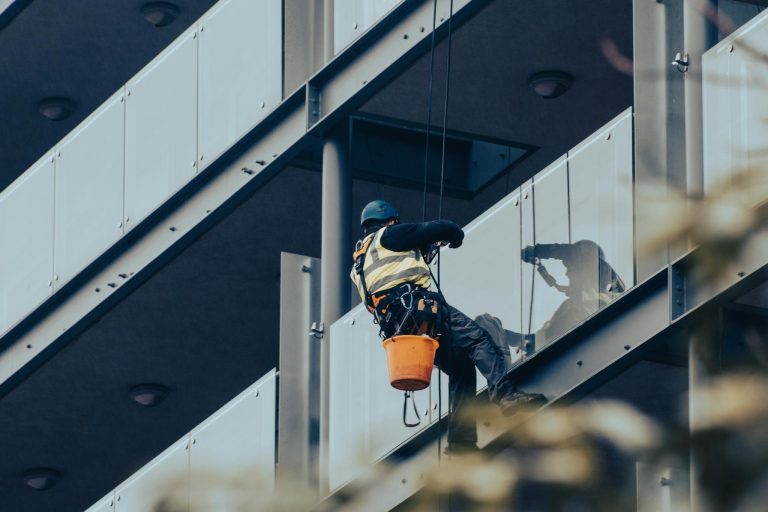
[
  {"left": 86, "top": 371, "right": 277, "bottom": 512},
  {"left": 703, "top": 45, "right": 733, "bottom": 193},
  {"left": 568, "top": 109, "right": 634, "bottom": 293},
  {"left": 329, "top": 306, "right": 434, "bottom": 490},
  {"left": 115, "top": 437, "right": 190, "bottom": 512},
  {"left": 190, "top": 370, "right": 276, "bottom": 495},
  {"left": 520, "top": 179, "right": 535, "bottom": 349},
  {"left": 334, "top": 0, "right": 401, "bottom": 54},
  {"left": 0, "top": 154, "right": 54, "bottom": 335},
  {"left": 329, "top": 308, "right": 374, "bottom": 491},
  {"left": 333, "top": 0, "right": 359, "bottom": 54},
  {"left": 361, "top": 0, "right": 400, "bottom": 26},
  {"left": 703, "top": 10, "right": 768, "bottom": 201},
  {"left": 85, "top": 493, "right": 115, "bottom": 512},
  {"left": 734, "top": 15, "right": 768, "bottom": 204},
  {"left": 198, "top": 0, "right": 282, "bottom": 170},
  {"left": 125, "top": 28, "right": 198, "bottom": 230},
  {"left": 611, "top": 110, "right": 635, "bottom": 286},
  {"left": 729, "top": 40, "right": 748, "bottom": 184},
  {"left": 54, "top": 91, "right": 125, "bottom": 287},
  {"left": 431, "top": 366, "right": 451, "bottom": 426},
  {"left": 528, "top": 159, "right": 570, "bottom": 346},
  {"left": 441, "top": 192, "right": 524, "bottom": 371}
]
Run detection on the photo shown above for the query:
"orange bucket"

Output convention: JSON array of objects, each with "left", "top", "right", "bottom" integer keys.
[{"left": 382, "top": 335, "right": 439, "bottom": 391}]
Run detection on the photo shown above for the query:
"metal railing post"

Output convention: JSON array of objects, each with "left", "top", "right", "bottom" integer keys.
[{"left": 319, "top": 127, "right": 351, "bottom": 495}]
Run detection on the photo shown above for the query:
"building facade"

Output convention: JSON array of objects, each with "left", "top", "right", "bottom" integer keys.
[{"left": 0, "top": 0, "right": 767, "bottom": 510}]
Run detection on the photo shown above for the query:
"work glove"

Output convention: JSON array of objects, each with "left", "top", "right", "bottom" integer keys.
[
  {"left": 521, "top": 245, "right": 537, "bottom": 263},
  {"left": 448, "top": 229, "right": 464, "bottom": 248}
]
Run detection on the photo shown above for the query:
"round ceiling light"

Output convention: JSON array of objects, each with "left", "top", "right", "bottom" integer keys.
[
  {"left": 141, "top": 2, "right": 180, "bottom": 27},
  {"left": 37, "top": 97, "right": 76, "bottom": 122},
  {"left": 23, "top": 468, "right": 61, "bottom": 491},
  {"left": 130, "top": 383, "right": 169, "bottom": 407},
  {"left": 528, "top": 71, "right": 574, "bottom": 100}
]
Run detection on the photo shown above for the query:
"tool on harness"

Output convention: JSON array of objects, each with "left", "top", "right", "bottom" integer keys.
[
  {"left": 391, "top": 285, "right": 442, "bottom": 339},
  {"left": 403, "top": 391, "right": 421, "bottom": 428},
  {"left": 353, "top": 237, "right": 389, "bottom": 319},
  {"left": 354, "top": 237, "right": 442, "bottom": 337},
  {"left": 423, "top": 241, "right": 445, "bottom": 265}
]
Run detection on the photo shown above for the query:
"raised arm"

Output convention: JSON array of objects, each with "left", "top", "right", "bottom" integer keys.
[{"left": 380, "top": 220, "right": 464, "bottom": 252}]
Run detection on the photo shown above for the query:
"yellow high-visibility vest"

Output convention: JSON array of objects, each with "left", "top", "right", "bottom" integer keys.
[{"left": 350, "top": 227, "right": 431, "bottom": 303}]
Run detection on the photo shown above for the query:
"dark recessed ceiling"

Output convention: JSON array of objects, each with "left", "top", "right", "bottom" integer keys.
[
  {"left": 350, "top": 114, "right": 535, "bottom": 198},
  {"left": 359, "top": 0, "right": 634, "bottom": 194},
  {"left": 0, "top": 0, "right": 219, "bottom": 193}
]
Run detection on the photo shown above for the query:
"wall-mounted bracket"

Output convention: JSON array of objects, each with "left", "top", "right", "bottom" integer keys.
[
  {"left": 671, "top": 52, "right": 690, "bottom": 73},
  {"left": 307, "top": 82, "right": 322, "bottom": 129},
  {"left": 310, "top": 321, "right": 325, "bottom": 339}
]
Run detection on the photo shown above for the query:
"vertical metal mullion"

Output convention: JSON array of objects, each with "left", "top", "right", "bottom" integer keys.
[
  {"left": 565, "top": 152, "right": 572, "bottom": 245},
  {"left": 120, "top": 86, "right": 127, "bottom": 236},
  {"left": 50, "top": 151, "right": 57, "bottom": 295},
  {"left": 194, "top": 23, "right": 201, "bottom": 175},
  {"left": 319, "top": 128, "right": 351, "bottom": 496}
]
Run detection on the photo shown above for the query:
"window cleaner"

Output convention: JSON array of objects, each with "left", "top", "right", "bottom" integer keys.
[{"left": 350, "top": 200, "right": 547, "bottom": 454}]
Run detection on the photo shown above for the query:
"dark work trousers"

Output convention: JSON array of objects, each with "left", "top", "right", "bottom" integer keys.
[{"left": 434, "top": 303, "right": 516, "bottom": 444}]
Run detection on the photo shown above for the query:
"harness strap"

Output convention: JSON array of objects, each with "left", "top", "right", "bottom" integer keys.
[
  {"left": 356, "top": 237, "right": 445, "bottom": 339},
  {"left": 353, "top": 237, "right": 376, "bottom": 311},
  {"left": 355, "top": 235, "right": 423, "bottom": 316}
]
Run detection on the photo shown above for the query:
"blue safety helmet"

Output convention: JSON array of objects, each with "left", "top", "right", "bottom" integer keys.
[{"left": 360, "top": 199, "right": 399, "bottom": 227}]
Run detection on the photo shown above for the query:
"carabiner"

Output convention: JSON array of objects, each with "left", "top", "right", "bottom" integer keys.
[{"left": 402, "top": 391, "right": 422, "bottom": 428}]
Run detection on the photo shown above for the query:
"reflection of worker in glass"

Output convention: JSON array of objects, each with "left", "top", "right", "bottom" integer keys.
[
  {"left": 522, "top": 240, "right": 624, "bottom": 342},
  {"left": 350, "top": 200, "right": 546, "bottom": 454},
  {"left": 476, "top": 240, "right": 625, "bottom": 359},
  {"left": 522, "top": 240, "right": 625, "bottom": 348}
]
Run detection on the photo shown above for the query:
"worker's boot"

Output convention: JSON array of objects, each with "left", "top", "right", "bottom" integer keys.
[{"left": 499, "top": 390, "right": 547, "bottom": 417}]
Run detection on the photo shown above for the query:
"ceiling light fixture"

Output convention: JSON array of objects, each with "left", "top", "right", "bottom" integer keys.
[
  {"left": 130, "top": 383, "right": 169, "bottom": 407},
  {"left": 528, "top": 71, "right": 574, "bottom": 100},
  {"left": 141, "top": 2, "right": 180, "bottom": 27},
  {"left": 23, "top": 468, "right": 61, "bottom": 491},
  {"left": 37, "top": 97, "right": 76, "bottom": 121}
]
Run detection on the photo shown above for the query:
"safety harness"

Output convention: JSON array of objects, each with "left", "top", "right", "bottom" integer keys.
[{"left": 353, "top": 235, "right": 441, "bottom": 341}]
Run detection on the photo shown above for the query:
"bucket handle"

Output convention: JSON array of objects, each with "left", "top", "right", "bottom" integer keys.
[{"left": 402, "top": 391, "right": 421, "bottom": 428}]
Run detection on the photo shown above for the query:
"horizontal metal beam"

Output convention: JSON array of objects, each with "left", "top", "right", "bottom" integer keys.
[
  {"left": 0, "top": 0, "right": 487, "bottom": 397},
  {"left": 671, "top": 227, "right": 768, "bottom": 322}
]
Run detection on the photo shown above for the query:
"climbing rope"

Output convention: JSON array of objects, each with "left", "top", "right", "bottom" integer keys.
[
  {"left": 437, "top": 0, "right": 454, "bottom": 224},
  {"left": 419, "top": 0, "right": 455, "bottom": 470},
  {"left": 436, "top": 0, "right": 455, "bottom": 471},
  {"left": 421, "top": 0, "right": 439, "bottom": 223},
  {"left": 526, "top": 188, "right": 537, "bottom": 357}
]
